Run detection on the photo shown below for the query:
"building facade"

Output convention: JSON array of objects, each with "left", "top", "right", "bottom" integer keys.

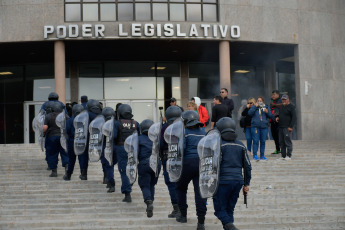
[{"left": 0, "top": 0, "right": 344, "bottom": 143}]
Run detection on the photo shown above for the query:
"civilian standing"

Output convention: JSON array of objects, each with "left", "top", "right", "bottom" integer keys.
[
  {"left": 211, "top": 96, "right": 231, "bottom": 129},
  {"left": 220, "top": 88, "right": 234, "bottom": 118}
]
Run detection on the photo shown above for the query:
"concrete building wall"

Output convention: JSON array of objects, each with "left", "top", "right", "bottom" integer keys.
[{"left": 1, "top": 0, "right": 345, "bottom": 140}]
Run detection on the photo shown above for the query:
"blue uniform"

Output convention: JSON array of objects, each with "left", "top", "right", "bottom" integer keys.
[
  {"left": 212, "top": 139, "right": 252, "bottom": 226},
  {"left": 160, "top": 123, "right": 178, "bottom": 205},
  {"left": 41, "top": 100, "right": 67, "bottom": 114},
  {"left": 137, "top": 134, "right": 161, "bottom": 201},
  {"left": 176, "top": 128, "right": 207, "bottom": 221}
]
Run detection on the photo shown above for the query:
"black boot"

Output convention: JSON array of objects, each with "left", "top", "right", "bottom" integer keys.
[
  {"left": 79, "top": 169, "right": 87, "bottom": 180},
  {"left": 168, "top": 204, "right": 180, "bottom": 218},
  {"left": 103, "top": 173, "right": 108, "bottom": 184},
  {"left": 176, "top": 209, "right": 187, "bottom": 223},
  {"left": 63, "top": 173, "right": 71, "bottom": 181},
  {"left": 64, "top": 164, "right": 69, "bottom": 174},
  {"left": 49, "top": 169, "right": 57, "bottom": 177},
  {"left": 224, "top": 223, "right": 239, "bottom": 230},
  {"left": 107, "top": 181, "right": 115, "bottom": 193},
  {"left": 197, "top": 216, "right": 205, "bottom": 230},
  {"left": 145, "top": 200, "right": 153, "bottom": 218},
  {"left": 122, "top": 193, "right": 132, "bottom": 203},
  {"left": 197, "top": 223, "right": 205, "bottom": 230}
]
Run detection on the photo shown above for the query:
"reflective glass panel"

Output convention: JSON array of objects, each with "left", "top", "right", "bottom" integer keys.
[
  {"left": 65, "top": 4, "right": 81, "bottom": 21},
  {"left": 83, "top": 0, "right": 98, "bottom": 2},
  {"left": 101, "top": 4, "right": 116, "bottom": 21},
  {"left": 135, "top": 3, "right": 151, "bottom": 21},
  {"left": 65, "top": 0, "right": 80, "bottom": 2},
  {"left": 170, "top": 4, "right": 185, "bottom": 21},
  {"left": 203, "top": 4, "right": 217, "bottom": 21},
  {"left": 153, "top": 3, "right": 168, "bottom": 21},
  {"left": 101, "top": 0, "right": 115, "bottom": 2},
  {"left": 170, "top": 0, "right": 184, "bottom": 2},
  {"left": 83, "top": 4, "right": 98, "bottom": 21},
  {"left": 186, "top": 4, "right": 201, "bottom": 21},
  {"left": 118, "top": 3, "right": 134, "bottom": 20},
  {"left": 186, "top": 0, "right": 201, "bottom": 2},
  {"left": 203, "top": 0, "right": 216, "bottom": 2}
]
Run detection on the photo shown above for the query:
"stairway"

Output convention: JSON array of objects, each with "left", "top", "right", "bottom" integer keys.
[{"left": 0, "top": 141, "right": 345, "bottom": 230}]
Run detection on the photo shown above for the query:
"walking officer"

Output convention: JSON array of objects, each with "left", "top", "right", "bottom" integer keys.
[
  {"left": 43, "top": 101, "right": 69, "bottom": 177},
  {"left": 160, "top": 105, "right": 182, "bottom": 218},
  {"left": 41, "top": 92, "right": 66, "bottom": 113},
  {"left": 113, "top": 104, "right": 140, "bottom": 202},
  {"left": 213, "top": 117, "right": 252, "bottom": 230}
]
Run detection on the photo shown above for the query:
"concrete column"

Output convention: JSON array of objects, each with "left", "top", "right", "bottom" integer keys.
[
  {"left": 219, "top": 41, "right": 231, "bottom": 94},
  {"left": 180, "top": 62, "right": 189, "bottom": 111},
  {"left": 70, "top": 63, "right": 79, "bottom": 103},
  {"left": 54, "top": 41, "right": 66, "bottom": 104},
  {"left": 294, "top": 46, "right": 302, "bottom": 140}
]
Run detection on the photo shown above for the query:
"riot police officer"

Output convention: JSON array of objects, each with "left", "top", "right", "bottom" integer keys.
[
  {"left": 63, "top": 104, "right": 84, "bottom": 180},
  {"left": 137, "top": 119, "right": 161, "bottom": 218},
  {"left": 213, "top": 117, "right": 252, "bottom": 230},
  {"left": 160, "top": 105, "right": 182, "bottom": 218},
  {"left": 43, "top": 101, "right": 69, "bottom": 177},
  {"left": 113, "top": 104, "right": 140, "bottom": 202},
  {"left": 175, "top": 111, "right": 207, "bottom": 230},
  {"left": 41, "top": 92, "right": 65, "bottom": 112}
]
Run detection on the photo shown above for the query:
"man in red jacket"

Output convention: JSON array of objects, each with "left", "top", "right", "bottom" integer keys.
[{"left": 191, "top": 97, "right": 209, "bottom": 129}]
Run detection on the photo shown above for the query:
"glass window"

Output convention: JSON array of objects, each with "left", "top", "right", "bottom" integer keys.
[
  {"left": 186, "top": 4, "right": 201, "bottom": 21},
  {"left": 83, "top": 0, "right": 98, "bottom": 2},
  {"left": 79, "top": 63, "right": 104, "bottom": 100},
  {"left": 118, "top": 3, "right": 134, "bottom": 20},
  {"left": 186, "top": 0, "right": 200, "bottom": 2},
  {"left": 135, "top": 3, "right": 151, "bottom": 21},
  {"left": 170, "top": 0, "right": 184, "bottom": 1},
  {"left": 153, "top": 3, "right": 168, "bottom": 21},
  {"left": 101, "top": 4, "right": 116, "bottom": 21},
  {"left": 170, "top": 4, "right": 185, "bottom": 21},
  {"left": 65, "top": 4, "right": 81, "bottom": 21},
  {"left": 83, "top": 4, "right": 98, "bottom": 21},
  {"left": 203, "top": 4, "right": 217, "bottom": 22},
  {"left": 203, "top": 0, "right": 216, "bottom": 2},
  {"left": 101, "top": 0, "right": 115, "bottom": 2},
  {"left": 65, "top": 0, "right": 80, "bottom": 2}
]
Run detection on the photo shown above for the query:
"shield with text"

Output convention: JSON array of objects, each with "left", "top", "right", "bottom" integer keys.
[
  {"left": 124, "top": 131, "right": 139, "bottom": 185},
  {"left": 73, "top": 110, "right": 89, "bottom": 155},
  {"left": 102, "top": 117, "right": 114, "bottom": 166},
  {"left": 88, "top": 115, "right": 105, "bottom": 162}
]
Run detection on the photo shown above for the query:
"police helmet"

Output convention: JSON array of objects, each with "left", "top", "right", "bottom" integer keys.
[
  {"left": 45, "top": 101, "right": 55, "bottom": 114},
  {"left": 181, "top": 110, "right": 202, "bottom": 128},
  {"left": 140, "top": 119, "right": 154, "bottom": 134},
  {"left": 48, "top": 92, "right": 59, "bottom": 101},
  {"left": 51, "top": 101, "right": 64, "bottom": 113},
  {"left": 216, "top": 117, "right": 236, "bottom": 134},
  {"left": 102, "top": 107, "right": 115, "bottom": 121},
  {"left": 118, "top": 104, "right": 133, "bottom": 119},
  {"left": 72, "top": 104, "right": 84, "bottom": 117},
  {"left": 87, "top": 99, "right": 102, "bottom": 114},
  {"left": 165, "top": 106, "right": 182, "bottom": 125}
]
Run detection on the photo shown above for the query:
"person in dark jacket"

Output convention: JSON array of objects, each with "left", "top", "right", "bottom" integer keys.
[
  {"left": 270, "top": 90, "right": 282, "bottom": 154},
  {"left": 80, "top": 95, "right": 88, "bottom": 109},
  {"left": 113, "top": 104, "right": 140, "bottom": 202},
  {"left": 248, "top": 96, "right": 273, "bottom": 161},
  {"left": 175, "top": 111, "right": 207, "bottom": 230},
  {"left": 213, "top": 117, "right": 252, "bottom": 230},
  {"left": 63, "top": 104, "right": 85, "bottom": 181},
  {"left": 137, "top": 119, "right": 162, "bottom": 218},
  {"left": 220, "top": 88, "right": 234, "bottom": 117},
  {"left": 211, "top": 96, "right": 231, "bottom": 129},
  {"left": 41, "top": 92, "right": 66, "bottom": 113},
  {"left": 276, "top": 94, "right": 296, "bottom": 160},
  {"left": 241, "top": 97, "right": 256, "bottom": 155},
  {"left": 43, "top": 101, "right": 69, "bottom": 177},
  {"left": 160, "top": 105, "right": 182, "bottom": 218}
]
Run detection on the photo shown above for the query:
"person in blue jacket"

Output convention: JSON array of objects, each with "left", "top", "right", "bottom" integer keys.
[
  {"left": 63, "top": 104, "right": 85, "bottom": 181},
  {"left": 160, "top": 106, "right": 182, "bottom": 218},
  {"left": 41, "top": 92, "right": 66, "bottom": 114},
  {"left": 214, "top": 117, "right": 252, "bottom": 230},
  {"left": 113, "top": 104, "right": 140, "bottom": 202},
  {"left": 175, "top": 111, "right": 207, "bottom": 230},
  {"left": 248, "top": 96, "right": 273, "bottom": 161},
  {"left": 80, "top": 95, "right": 88, "bottom": 109},
  {"left": 137, "top": 119, "right": 162, "bottom": 218}
]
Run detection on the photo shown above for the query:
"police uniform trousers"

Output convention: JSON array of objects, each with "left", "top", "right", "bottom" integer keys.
[
  {"left": 104, "top": 146, "right": 118, "bottom": 184},
  {"left": 45, "top": 136, "right": 69, "bottom": 170},
  {"left": 138, "top": 158, "right": 161, "bottom": 201},
  {"left": 116, "top": 145, "right": 132, "bottom": 194},
  {"left": 212, "top": 180, "right": 243, "bottom": 226},
  {"left": 176, "top": 157, "right": 207, "bottom": 219},
  {"left": 162, "top": 159, "right": 178, "bottom": 205},
  {"left": 66, "top": 138, "right": 87, "bottom": 174}
]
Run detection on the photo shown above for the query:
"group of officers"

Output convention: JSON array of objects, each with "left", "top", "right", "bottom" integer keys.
[{"left": 35, "top": 92, "right": 252, "bottom": 230}]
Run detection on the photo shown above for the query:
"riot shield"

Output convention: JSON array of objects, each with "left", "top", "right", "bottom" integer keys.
[
  {"left": 88, "top": 115, "right": 105, "bottom": 162},
  {"left": 124, "top": 131, "right": 139, "bottom": 185},
  {"left": 56, "top": 111, "right": 68, "bottom": 152},
  {"left": 73, "top": 110, "right": 89, "bottom": 155},
  {"left": 163, "top": 118, "right": 184, "bottom": 182},
  {"left": 148, "top": 122, "right": 161, "bottom": 177},
  {"left": 32, "top": 110, "right": 46, "bottom": 152},
  {"left": 197, "top": 129, "right": 221, "bottom": 199},
  {"left": 102, "top": 117, "right": 114, "bottom": 166}
]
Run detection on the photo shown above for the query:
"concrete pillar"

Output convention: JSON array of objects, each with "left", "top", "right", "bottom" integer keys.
[
  {"left": 54, "top": 41, "right": 66, "bottom": 104},
  {"left": 70, "top": 63, "right": 79, "bottom": 103},
  {"left": 219, "top": 41, "right": 231, "bottom": 94},
  {"left": 294, "top": 46, "right": 302, "bottom": 140},
  {"left": 180, "top": 62, "right": 189, "bottom": 111}
]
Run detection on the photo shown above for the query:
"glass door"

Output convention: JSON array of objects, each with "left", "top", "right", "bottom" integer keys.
[{"left": 23, "top": 101, "right": 44, "bottom": 144}]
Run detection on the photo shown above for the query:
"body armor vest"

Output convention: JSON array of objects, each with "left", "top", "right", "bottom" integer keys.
[{"left": 116, "top": 119, "right": 137, "bottom": 145}]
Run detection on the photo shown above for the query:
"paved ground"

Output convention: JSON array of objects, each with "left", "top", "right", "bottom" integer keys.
[{"left": 0, "top": 140, "right": 345, "bottom": 230}]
